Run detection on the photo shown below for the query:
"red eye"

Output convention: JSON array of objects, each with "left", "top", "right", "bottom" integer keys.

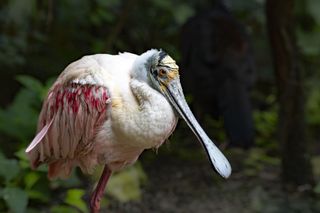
[{"left": 159, "top": 69, "right": 166, "bottom": 76}]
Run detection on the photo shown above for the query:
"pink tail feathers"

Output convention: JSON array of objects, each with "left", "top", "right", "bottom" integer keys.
[{"left": 26, "top": 118, "right": 54, "bottom": 153}]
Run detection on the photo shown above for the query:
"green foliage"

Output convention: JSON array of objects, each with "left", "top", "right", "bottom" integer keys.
[
  {"left": 306, "top": 80, "right": 320, "bottom": 127},
  {"left": 0, "top": 76, "right": 51, "bottom": 212},
  {"left": 1, "top": 187, "right": 28, "bottom": 213},
  {"left": 107, "top": 163, "right": 147, "bottom": 202},
  {"left": 0, "top": 0, "right": 40, "bottom": 68},
  {"left": 314, "top": 182, "right": 320, "bottom": 194},
  {"left": 0, "top": 152, "right": 28, "bottom": 213},
  {"left": 297, "top": 0, "right": 320, "bottom": 56},
  {"left": 253, "top": 95, "right": 278, "bottom": 149},
  {"left": 65, "top": 189, "right": 88, "bottom": 212},
  {"left": 204, "top": 115, "right": 227, "bottom": 143},
  {"left": 0, "top": 151, "right": 38, "bottom": 213},
  {"left": 243, "top": 148, "right": 280, "bottom": 177},
  {"left": 0, "top": 75, "right": 53, "bottom": 144},
  {"left": 0, "top": 154, "right": 20, "bottom": 184},
  {"left": 50, "top": 205, "right": 80, "bottom": 213},
  {"left": 312, "top": 156, "right": 320, "bottom": 177}
]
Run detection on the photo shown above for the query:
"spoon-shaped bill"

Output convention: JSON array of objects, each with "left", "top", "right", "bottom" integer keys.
[{"left": 163, "top": 79, "right": 231, "bottom": 178}]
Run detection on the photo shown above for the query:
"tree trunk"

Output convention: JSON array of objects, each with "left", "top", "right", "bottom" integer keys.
[{"left": 266, "top": 0, "right": 314, "bottom": 188}]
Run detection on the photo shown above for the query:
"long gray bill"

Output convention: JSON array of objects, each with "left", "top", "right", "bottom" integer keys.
[{"left": 163, "top": 79, "right": 232, "bottom": 178}]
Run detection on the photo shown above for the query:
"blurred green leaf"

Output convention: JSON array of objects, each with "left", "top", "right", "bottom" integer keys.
[
  {"left": 50, "top": 205, "right": 79, "bottom": 213},
  {"left": 151, "top": 0, "right": 172, "bottom": 10},
  {"left": 0, "top": 75, "right": 52, "bottom": 145},
  {"left": 27, "top": 190, "right": 49, "bottom": 203},
  {"left": 307, "top": 0, "right": 320, "bottom": 24},
  {"left": 6, "top": 0, "right": 35, "bottom": 26},
  {"left": 15, "top": 149, "right": 31, "bottom": 169},
  {"left": 253, "top": 102, "right": 278, "bottom": 148},
  {"left": 65, "top": 189, "right": 87, "bottom": 212},
  {"left": 0, "top": 89, "right": 38, "bottom": 142},
  {"left": 243, "top": 148, "right": 280, "bottom": 177},
  {"left": 306, "top": 82, "right": 320, "bottom": 126},
  {"left": 107, "top": 163, "right": 147, "bottom": 202},
  {"left": 16, "top": 75, "right": 43, "bottom": 96},
  {"left": 26, "top": 208, "right": 40, "bottom": 213},
  {"left": 2, "top": 187, "right": 28, "bottom": 213},
  {"left": 173, "top": 4, "right": 194, "bottom": 25},
  {"left": 0, "top": 151, "right": 5, "bottom": 159},
  {"left": 24, "top": 172, "right": 40, "bottom": 190},
  {"left": 297, "top": 27, "right": 320, "bottom": 56},
  {"left": 314, "top": 182, "right": 320, "bottom": 194},
  {"left": 0, "top": 157, "right": 20, "bottom": 183},
  {"left": 96, "top": 0, "right": 120, "bottom": 8},
  {"left": 312, "top": 156, "right": 320, "bottom": 177},
  {"left": 51, "top": 170, "right": 81, "bottom": 189}
]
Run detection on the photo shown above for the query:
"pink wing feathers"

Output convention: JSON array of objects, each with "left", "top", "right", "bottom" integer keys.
[{"left": 26, "top": 74, "right": 110, "bottom": 179}]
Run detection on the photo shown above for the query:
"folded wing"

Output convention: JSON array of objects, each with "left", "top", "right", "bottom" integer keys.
[{"left": 26, "top": 61, "right": 110, "bottom": 179}]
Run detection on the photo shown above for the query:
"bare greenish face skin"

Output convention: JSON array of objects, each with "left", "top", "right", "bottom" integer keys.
[{"left": 149, "top": 51, "right": 232, "bottom": 178}]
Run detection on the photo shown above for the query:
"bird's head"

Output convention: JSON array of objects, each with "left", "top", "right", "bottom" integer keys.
[
  {"left": 148, "top": 50, "right": 180, "bottom": 94},
  {"left": 134, "top": 49, "right": 231, "bottom": 179}
]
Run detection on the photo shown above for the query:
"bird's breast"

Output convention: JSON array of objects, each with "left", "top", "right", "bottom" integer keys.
[
  {"left": 135, "top": 98, "right": 178, "bottom": 148},
  {"left": 109, "top": 81, "right": 178, "bottom": 149}
]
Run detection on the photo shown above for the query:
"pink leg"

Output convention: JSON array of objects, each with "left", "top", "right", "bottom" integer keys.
[{"left": 90, "top": 165, "right": 112, "bottom": 213}]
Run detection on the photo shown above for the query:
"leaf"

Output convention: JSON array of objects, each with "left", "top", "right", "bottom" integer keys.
[
  {"left": 27, "top": 190, "right": 49, "bottom": 203},
  {"left": 314, "top": 182, "right": 320, "bottom": 194},
  {"left": 0, "top": 88, "right": 38, "bottom": 142},
  {"left": 15, "top": 149, "right": 31, "bottom": 169},
  {"left": 297, "top": 27, "right": 320, "bottom": 56},
  {"left": 0, "top": 158, "right": 20, "bottom": 183},
  {"left": 96, "top": 0, "right": 120, "bottom": 8},
  {"left": 25, "top": 208, "right": 40, "bottom": 213},
  {"left": 306, "top": 83, "right": 320, "bottom": 126},
  {"left": 312, "top": 156, "right": 320, "bottom": 177},
  {"left": 6, "top": 0, "right": 35, "bottom": 27},
  {"left": 173, "top": 4, "right": 194, "bottom": 25},
  {"left": 2, "top": 187, "right": 28, "bottom": 213},
  {"left": 16, "top": 75, "right": 43, "bottom": 96},
  {"left": 151, "top": 0, "right": 172, "bottom": 10},
  {"left": 24, "top": 172, "right": 40, "bottom": 190},
  {"left": 307, "top": 0, "right": 320, "bottom": 24},
  {"left": 107, "top": 163, "right": 147, "bottom": 202},
  {"left": 51, "top": 170, "right": 81, "bottom": 189},
  {"left": 65, "top": 189, "right": 87, "bottom": 212},
  {"left": 0, "top": 151, "right": 5, "bottom": 159},
  {"left": 50, "top": 205, "right": 79, "bottom": 213}
]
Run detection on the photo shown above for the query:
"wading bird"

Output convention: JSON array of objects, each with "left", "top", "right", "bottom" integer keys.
[{"left": 26, "top": 49, "right": 231, "bottom": 213}]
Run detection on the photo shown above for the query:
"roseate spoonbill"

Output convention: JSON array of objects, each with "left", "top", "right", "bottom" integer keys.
[{"left": 25, "top": 49, "right": 231, "bottom": 212}]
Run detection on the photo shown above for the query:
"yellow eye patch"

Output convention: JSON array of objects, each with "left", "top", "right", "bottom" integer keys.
[
  {"left": 167, "top": 69, "right": 179, "bottom": 80},
  {"left": 157, "top": 54, "right": 180, "bottom": 88}
]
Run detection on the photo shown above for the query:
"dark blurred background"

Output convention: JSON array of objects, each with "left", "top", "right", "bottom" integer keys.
[{"left": 1, "top": 0, "right": 320, "bottom": 212}]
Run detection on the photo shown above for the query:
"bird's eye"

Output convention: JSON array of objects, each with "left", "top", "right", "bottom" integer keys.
[{"left": 158, "top": 69, "right": 167, "bottom": 76}]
